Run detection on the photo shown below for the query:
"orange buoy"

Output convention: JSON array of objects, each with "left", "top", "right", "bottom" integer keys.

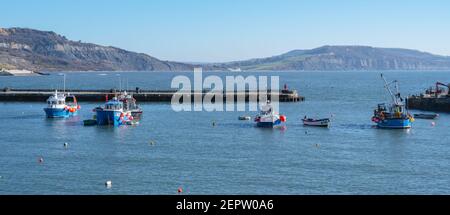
[{"left": 280, "top": 115, "right": 286, "bottom": 122}]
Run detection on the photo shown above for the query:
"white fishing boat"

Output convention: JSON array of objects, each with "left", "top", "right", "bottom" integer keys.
[
  {"left": 43, "top": 90, "right": 80, "bottom": 118},
  {"left": 254, "top": 101, "right": 286, "bottom": 127}
]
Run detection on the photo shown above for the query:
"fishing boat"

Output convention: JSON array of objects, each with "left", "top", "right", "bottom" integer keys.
[
  {"left": 93, "top": 97, "right": 133, "bottom": 126},
  {"left": 254, "top": 101, "right": 286, "bottom": 127},
  {"left": 413, "top": 113, "right": 439, "bottom": 119},
  {"left": 371, "top": 74, "right": 414, "bottom": 129},
  {"left": 43, "top": 90, "right": 80, "bottom": 118},
  {"left": 302, "top": 116, "right": 330, "bottom": 127},
  {"left": 118, "top": 91, "right": 143, "bottom": 120}
]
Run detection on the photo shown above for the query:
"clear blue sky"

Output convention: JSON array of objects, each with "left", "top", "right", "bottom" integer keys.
[{"left": 1, "top": 0, "right": 450, "bottom": 62}]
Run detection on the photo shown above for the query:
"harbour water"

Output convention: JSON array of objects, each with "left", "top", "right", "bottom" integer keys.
[{"left": 0, "top": 71, "right": 449, "bottom": 194}]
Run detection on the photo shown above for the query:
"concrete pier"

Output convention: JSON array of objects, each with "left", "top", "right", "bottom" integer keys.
[{"left": 0, "top": 88, "right": 304, "bottom": 103}]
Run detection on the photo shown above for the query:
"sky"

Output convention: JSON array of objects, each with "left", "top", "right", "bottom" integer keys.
[{"left": 1, "top": 0, "right": 450, "bottom": 62}]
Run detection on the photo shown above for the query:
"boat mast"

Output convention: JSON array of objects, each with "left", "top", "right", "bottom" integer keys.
[
  {"left": 63, "top": 73, "right": 66, "bottom": 93},
  {"left": 119, "top": 77, "right": 122, "bottom": 92},
  {"left": 381, "top": 74, "right": 398, "bottom": 105}
]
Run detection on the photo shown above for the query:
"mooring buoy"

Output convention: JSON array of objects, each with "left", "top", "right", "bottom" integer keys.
[
  {"left": 64, "top": 142, "right": 69, "bottom": 148},
  {"left": 105, "top": 180, "right": 112, "bottom": 188}
]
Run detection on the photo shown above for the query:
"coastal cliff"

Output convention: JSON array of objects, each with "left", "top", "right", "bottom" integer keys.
[
  {"left": 2, "top": 27, "right": 450, "bottom": 72},
  {"left": 0, "top": 28, "right": 194, "bottom": 72},
  {"left": 216, "top": 45, "right": 450, "bottom": 71}
]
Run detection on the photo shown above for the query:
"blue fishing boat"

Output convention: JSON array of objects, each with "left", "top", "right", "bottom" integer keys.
[
  {"left": 254, "top": 101, "right": 286, "bottom": 127},
  {"left": 43, "top": 90, "right": 80, "bottom": 118},
  {"left": 93, "top": 97, "right": 133, "bottom": 126},
  {"left": 371, "top": 74, "right": 414, "bottom": 129}
]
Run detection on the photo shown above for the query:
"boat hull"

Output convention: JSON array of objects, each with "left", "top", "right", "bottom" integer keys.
[
  {"left": 96, "top": 110, "right": 123, "bottom": 126},
  {"left": 302, "top": 119, "right": 330, "bottom": 127},
  {"left": 44, "top": 108, "right": 76, "bottom": 118},
  {"left": 377, "top": 118, "right": 412, "bottom": 129},
  {"left": 256, "top": 119, "right": 281, "bottom": 128}
]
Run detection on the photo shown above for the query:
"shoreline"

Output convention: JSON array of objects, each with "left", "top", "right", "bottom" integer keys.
[{"left": 2, "top": 70, "right": 450, "bottom": 74}]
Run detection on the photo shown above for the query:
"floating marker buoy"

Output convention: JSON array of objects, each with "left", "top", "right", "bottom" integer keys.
[
  {"left": 149, "top": 140, "right": 155, "bottom": 145},
  {"left": 431, "top": 122, "right": 436, "bottom": 126},
  {"left": 38, "top": 157, "right": 44, "bottom": 163},
  {"left": 105, "top": 180, "right": 112, "bottom": 188},
  {"left": 64, "top": 142, "right": 69, "bottom": 148},
  {"left": 315, "top": 144, "right": 320, "bottom": 148},
  {"left": 212, "top": 121, "right": 216, "bottom": 126},
  {"left": 177, "top": 187, "right": 183, "bottom": 194}
]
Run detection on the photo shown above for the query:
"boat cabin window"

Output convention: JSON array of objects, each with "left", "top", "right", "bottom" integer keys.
[{"left": 106, "top": 103, "right": 123, "bottom": 109}]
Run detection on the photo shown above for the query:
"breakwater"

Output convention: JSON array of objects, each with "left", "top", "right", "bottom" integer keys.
[
  {"left": 407, "top": 95, "right": 450, "bottom": 112},
  {"left": 0, "top": 88, "right": 304, "bottom": 102}
]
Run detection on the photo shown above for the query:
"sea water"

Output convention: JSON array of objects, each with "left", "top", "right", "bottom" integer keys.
[{"left": 0, "top": 71, "right": 449, "bottom": 194}]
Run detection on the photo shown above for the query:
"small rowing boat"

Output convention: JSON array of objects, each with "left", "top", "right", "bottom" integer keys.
[
  {"left": 238, "top": 116, "right": 251, "bottom": 120},
  {"left": 413, "top": 113, "right": 439, "bottom": 119},
  {"left": 302, "top": 117, "right": 330, "bottom": 127}
]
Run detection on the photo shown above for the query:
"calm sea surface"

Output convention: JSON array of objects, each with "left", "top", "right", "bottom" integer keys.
[{"left": 0, "top": 71, "right": 449, "bottom": 194}]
